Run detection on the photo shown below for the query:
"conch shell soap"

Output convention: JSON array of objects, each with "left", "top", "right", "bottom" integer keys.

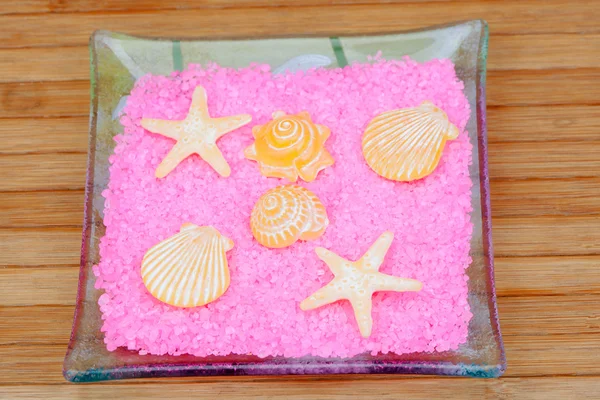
[
  {"left": 250, "top": 185, "right": 329, "bottom": 248},
  {"left": 141, "top": 223, "right": 234, "bottom": 308},
  {"left": 244, "top": 111, "right": 334, "bottom": 182},
  {"left": 362, "top": 101, "right": 460, "bottom": 182}
]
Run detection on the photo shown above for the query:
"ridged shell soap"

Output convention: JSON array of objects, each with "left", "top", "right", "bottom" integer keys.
[
  {"left": 250, "top": 185, "right": 328, "bottom": 248},
  {"left": 141, "top": 223, "right": 234, "bottom": 308},
  {"left": 244, "top": 111, "right": 334, "bottom": 182},
  {"left": 362, "top": 101, "right": 460, "bottom": 182}
]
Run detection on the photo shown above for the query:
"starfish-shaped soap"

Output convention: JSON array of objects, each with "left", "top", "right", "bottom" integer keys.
[
  {"left": 141, "top": 86, "right": 252, "bottom": 178},
  {"left": 300, "top": 231, "right": 422, "bottom": 338}
]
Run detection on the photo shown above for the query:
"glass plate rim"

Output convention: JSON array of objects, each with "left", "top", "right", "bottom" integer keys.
[{"left": 65, "top": 19, "right": 506, "bottom": 382}]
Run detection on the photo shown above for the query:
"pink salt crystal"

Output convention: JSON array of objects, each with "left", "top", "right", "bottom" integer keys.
[
  {"left": 98, "top": 293, "right": 110, "bottom": 306},
  {"left": 95, "top": 57, "right": 473, "bottom": 358}
]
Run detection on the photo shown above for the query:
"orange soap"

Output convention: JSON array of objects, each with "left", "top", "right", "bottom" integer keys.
[
  {"left": 244, "top": 111, "right": 334, "bottom": 182},
  {"left": 362, "top": 101, "right": 460, "bottom": 182},
  {"left": 250, "top": 185, "right": 328, "bottom": 249}
]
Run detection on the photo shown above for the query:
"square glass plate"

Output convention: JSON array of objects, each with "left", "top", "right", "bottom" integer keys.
[{"left": 64, "top": 20, "right": 505, "bottom": 382}]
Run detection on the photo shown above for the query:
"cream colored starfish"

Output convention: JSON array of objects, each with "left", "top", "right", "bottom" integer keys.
[
  {"left": 141, "top": 86, "right": 252, "bottom": 178},
  {"left": 300, "top": 231, "right": 423, "bottom": 338}
]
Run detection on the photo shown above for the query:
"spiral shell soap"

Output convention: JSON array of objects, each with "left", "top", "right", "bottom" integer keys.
[
  {"left": 244, "top": 111, "right": 334, "bottom": 182},
  {"left": 362, "top": 101, "right": 460, "bottom": 182},
  {"left": 141, "top": 223, "right": 234, "bottom": 308},
  {"left": 250, "top": 185, "right": 328, "bottom": 248}
]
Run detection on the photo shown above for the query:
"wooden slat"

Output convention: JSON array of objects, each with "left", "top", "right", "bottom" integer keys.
[
  {"left": 0, "top": 351, "right": 427, "bottom": 384},
  {"left": 0, "top": 306, "right": 73, "bottom": 345},
  {"left": 0, "top": 267, "right": 78, "bottom": 307},
  {"left": 487, "top": 69, "right": 600, "bottom": 106},
  {"left": 1, "top": 178, "right": 598, "bottom": 229},
  {"left": 1, "top": 334, "right": 600, "bottom": 382},
  {"left": 1, "top": 301, "right": 600, "bottom": 382},
  {"left": 489, "top": 34, "right": 600, "bottom": 71},
  {"left": 487, "top": 105, "right": 600, "bottom": 143},
  {"left": 0, "top": 369, "right": 417, "bottom": 386},
  {"left": 491, "top": 178, "right": 600, "bottom": 217},
  {"left": 0, "top": 0, "right": 459, "bottom": 16},
  {"left": 3, "top": 34, "right": 600, "bottom": 83},
  {"left": 1, "top": 333, "right": 598, "bottom": 384},
  {"left": 0, "top": 190, "right": 85, "bottom": 227},
  {"left": 2, "top": 70, "right": 598, "bottom": 119},
  {"left": 0, "top": 47, "right": 89, "bottom": 83},
  {"left": 0, "top": 1, "right": 599, "bottom": 50},
  {"left": 2, "top": 254, "right": 599, "bottom": 307},
  {"left": 1, "top": 295, "right": 596, "bottom": 346},
  {"left": 0, "top": 117, "right": 88, "bottom": 155},
  {"left": 0, "top": 107, "right": 597, "bottom": 157},
  {"left": 0, "top": 227, "right": 82, "bottom": 267},
  {"left": 2, "top": 378, "right": 600, "bottom": 399},
  {"left": 488, "top": 141, "right": 600, "bottom": 180},
  {"left": 0, "top": 153, "right": 87, "bottom": 192},
  {"left": 1, "top": 137, "right": 598, "bottom": 195},
  {"left": 497, "top": 295, "right": 600, "bottom": 336},
  {"left": 3, "top": 142, "right": 599, "bottom": 192},
  {"left": 495, "top": 256, "right": 600, "bottom": 297},
  {"left": 0, "top": 345, "right": 68, "bottom": 384},
  {"left": 1, "top": 275, "right": 598, "bottom": 381},
  {"left": 504, "top": 334, "right": 600, "bottom": 377},
  {"left": 0, "top": 81, "right": 88, "bottom": 118},
  {"left": 493, "top": 216, "right": 600, "bottom": 257},
  {"left": 0, "top": 214, "right": 598, "bottom": 268}
]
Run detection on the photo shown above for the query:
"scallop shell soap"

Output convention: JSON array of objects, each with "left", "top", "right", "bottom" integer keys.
[
  {"left": 141, "top": 223, "right": 234, "bottom": 308},
  {"left": 362, "top": 101, "right": 460, "bottom": 182}
]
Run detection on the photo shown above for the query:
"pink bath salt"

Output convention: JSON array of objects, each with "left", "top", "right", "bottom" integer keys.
[{"left": 94, "top": 58, "right": 473, "bottom": 358}]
